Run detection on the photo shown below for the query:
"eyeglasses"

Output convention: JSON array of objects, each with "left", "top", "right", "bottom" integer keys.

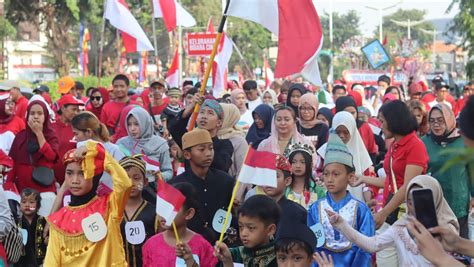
[
  {"left": 90, "top": 96, "right": 102, "bottom": 101},
  {"left": 429, "top": 117, "right": 445, "bottom": 125}
]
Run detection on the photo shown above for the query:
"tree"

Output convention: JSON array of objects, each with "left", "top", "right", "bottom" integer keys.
[
  {"left": 320, "top": 10, "right": 361, "bottom": 51},
  {"left": 380, "top": 9, "right": 435, "bottom": 47},
  {"left": 448, "top": 0, "right": 474, "bottom": 78}
]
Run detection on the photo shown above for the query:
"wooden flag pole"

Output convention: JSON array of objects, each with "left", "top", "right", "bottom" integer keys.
[
  {"left": 188, "top": 0, "right": 230, "bottom": 131},
  {"left": 218, "top": 144, "right": 251, "bottom": 243},
  {"left": 98, "top": 0, "right": 108, "bottom": 86},
  {"left": 172, "top": 221, "right": 181, "bottom": 243}
]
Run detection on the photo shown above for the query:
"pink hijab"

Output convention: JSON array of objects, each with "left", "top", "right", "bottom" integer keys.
[{"left": 298, "top": 93, "right": 320, "bottom": 128}]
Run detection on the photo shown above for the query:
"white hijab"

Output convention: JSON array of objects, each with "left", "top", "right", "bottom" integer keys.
[{"left": 318, "top": 111, "right": 372, "bottom": 174}]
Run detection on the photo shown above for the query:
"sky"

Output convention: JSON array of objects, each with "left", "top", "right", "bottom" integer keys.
[{"left": 313, "top": 0, "right": 458, "bottom": 37}]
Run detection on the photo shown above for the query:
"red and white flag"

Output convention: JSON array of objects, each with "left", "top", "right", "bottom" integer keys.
[
  {"left": 105, "top": 0, "right": 154, "bottom": 52},
  {"left": 152, "top": 0, "right": 196, "bottom": 32},
  {"left": 156, "top": 178, "right": 185, "bottom": 226},
  {"left": 226, "top": 0, "right": 323, "bottom": 85},
  {"left": 263, "top": 57, "right": 274, "bottom": 89},
  {"left": 208, "top": 18, "right": 233, "bottom": 98},
  {"left": 238, "top": 147, "right": 277, "bottom": 188},
  {"left": 166, "top": 48, "right": 179, "bottom": 88}
]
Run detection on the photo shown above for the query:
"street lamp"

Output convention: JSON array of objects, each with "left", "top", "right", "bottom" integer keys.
[
  {"left": 390, "top": 19, "right": 425, "bottom": 39},
  {"left": 365, "top": 2, "right": 402, "bottom": 41}
]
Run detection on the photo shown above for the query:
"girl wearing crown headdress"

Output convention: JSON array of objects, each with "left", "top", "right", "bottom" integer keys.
[{"left": 284, "top": 143, "right": 326, "bottom": 209}]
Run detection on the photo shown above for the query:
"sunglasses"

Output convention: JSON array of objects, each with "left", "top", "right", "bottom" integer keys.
[{"left": 90, "top": 96, "right": 102, "bottom": 101}]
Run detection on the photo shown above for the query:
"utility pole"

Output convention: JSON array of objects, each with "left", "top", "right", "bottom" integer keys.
[
  {"left": 390, "top": 19, "right": 425, "bottom": 39},
  {"left": 420, "top": 28, "right": 441, "bottom": 65},
  {"left": 365, "top": 2, "right": 402, "bottom": 41}
]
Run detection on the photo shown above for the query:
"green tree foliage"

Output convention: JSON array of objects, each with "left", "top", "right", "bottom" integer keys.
[
  {"left": 0, "top": 17, "right": 16, "bottom": 39},
  {"left": 448, "top": 0, "right": 474, "bottom": 79},
  {"left": 380, "top": 9, "right": 435, "bottom": 47},
  {"left": 320, "top": 10, "right": 361, "bottom": 51}
]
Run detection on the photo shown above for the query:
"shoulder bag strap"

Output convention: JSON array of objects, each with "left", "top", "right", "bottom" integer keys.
[{"left": 389, "top": 145, "right": 398, "bottom": 193}]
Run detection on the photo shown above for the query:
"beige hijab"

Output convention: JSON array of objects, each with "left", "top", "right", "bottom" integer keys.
[
  {"left": 217, "top": 103, "right": 245, "bottom": 139},
  {"left": 402, "top": 175, "right": 459, "bottom": 233}
]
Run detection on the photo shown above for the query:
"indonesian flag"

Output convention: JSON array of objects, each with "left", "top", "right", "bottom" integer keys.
[
  {"left": 142, "top": 153, "right": 160, "bottom": 173},
  {"left": 263, "top": 57, "right": 274, "bottom": 89},
  {"left": 152, "top": 0, "right": 196, "bottom": 32},
  {"left": 105, "top": 0, "right": 154, "bottom": 52},
  {"left": 226, "top": 0, "right": 323, "bottom": 85},
  {"left": 238, "top": 147, "right": 277, "bottom": 188},
  {"left": 166, "top": 48, "right": 179, "bottom": 88},
  {"left": 156, "top": 178, "right": 185, "bottom": 226},
  {"left": 209, "top": 18, "right": 233, "bottom": 98}
]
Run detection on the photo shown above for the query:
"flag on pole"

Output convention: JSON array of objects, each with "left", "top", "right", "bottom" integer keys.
[
  {"left": 156, "top": 178, "right": 185, "bottom": 226},
  {"left": 208, "top": 18, "right": 233, "bottom": 98},
  {"left": 105, "top": 0, "right": 154, "bottom": 52},
  {"left": 226, "top": 0, "right": 324, "bottom": 85},
  {"left": 263, "top": 56, "right": 274, "bottom": 89},
  {"left": 238, "top": 147, "right": 277, "bottom": 188},
  {"left": 79, "top": 23, "right": 90, "bottom": 76},
  {"left": 166, "top": 48, "right": 179, "bottom": 88},
  {"left": 152, "top": 0, "right": 196, "bottom": 32}
]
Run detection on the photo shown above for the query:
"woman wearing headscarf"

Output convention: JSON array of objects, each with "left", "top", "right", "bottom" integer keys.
[
  {"left": 258, "top": 106, "right": 315, "bottom": 163},
  {"left": 286, "top": 83, "right": 307, "bottom": 117},
  {"left": 117, "top": 106, "right": 172, "bottom": 181},
  {"left": 8, "top": 101, "right": 59, "bottom": 193},
  {"left": 86, "top": 87, "right": 110, "bottom": 119},
  {"left": 336, "top": 96, "right": 378, "bottom": 161},
  {"left": 316, "top": 107, "right": 334, "bottom": 128},
  {"left": 328, "top": 175, "right": 459, "bottom": 267},
  {"left": 217, "top": 103, "right": 248, "bottom": 178},
  {"left": 246, "top": 104, "right": 275, "bottom": 149},
  {"left": 111, "top": 105, "right": 137, "bottom": 143},
  {"left": 318, "top": 111, "right": 373, "bottom": 202},
  {"left": 422, "top": 103, "right": 471, "bottom": 238},
  {"left": 0, "top": 93, "right": 25, "bottom": 135},
  {"left": 230, "top": 89, "right": 253, "bottom": 130},
  {"left": 261, "top": 89, "right": 278, "bottom": 107},
  {"left": 297, "top": 93, "right": 329, "bottom": 149}
]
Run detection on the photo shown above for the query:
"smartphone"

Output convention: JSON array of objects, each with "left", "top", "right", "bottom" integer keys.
[{"left": 411, "top": 189, "right": 438, "bottom": 231}]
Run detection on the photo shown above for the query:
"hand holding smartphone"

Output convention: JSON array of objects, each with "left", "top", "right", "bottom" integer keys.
[{"left": 411, "top": 188, "right": 439, "bottom": 235}]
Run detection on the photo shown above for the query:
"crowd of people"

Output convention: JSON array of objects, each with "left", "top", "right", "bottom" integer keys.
[{"left": 0, "top": 73, "right": 473, "bottom": 267}]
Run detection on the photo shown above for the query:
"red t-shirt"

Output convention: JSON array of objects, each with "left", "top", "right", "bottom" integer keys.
[
  {"left": 358, "top": 122, "right": 378, "bottom": 155},
  {"left": 383, "top": 131, "right": 429, "bottom": 202},
  {"left": 0, "top": 116, "right": 25, "bottom": 134},
  {"left": 51, "top": 119, "right": 76, "bottom": 184},
  {"left": 14, "top": 96, "right": 28, "bottom": 121},
  {"left": 100, "top": 100, "right": 136, "bottom": 130}
]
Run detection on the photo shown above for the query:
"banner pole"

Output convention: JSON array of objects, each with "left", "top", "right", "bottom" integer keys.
[{"left": 187, "top": 0, "right": 230, "bottom": 130}]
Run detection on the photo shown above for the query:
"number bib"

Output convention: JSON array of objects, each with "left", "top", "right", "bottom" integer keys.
[
  {"left": 310, "top": 223, "right": 326, "bottom": 248},
  {"left": 176, "top": 255, "right": 199, "bottom": 266},
  {"left": 125, "top": 221, "right": 146, "bottom": 245},
  {"left": 82, "top": 212, "right": 108, "bottom": 242},
  {"left": 212, "top": 209, "right": 231, "bottom": 233}
]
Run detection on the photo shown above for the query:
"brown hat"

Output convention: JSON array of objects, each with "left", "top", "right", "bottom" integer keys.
[
  {"left": 182, "top": 128, "right": 212, "bottom": 150},
  {"left": 150, "top": 79, "right": 167, "bottom": 88}
]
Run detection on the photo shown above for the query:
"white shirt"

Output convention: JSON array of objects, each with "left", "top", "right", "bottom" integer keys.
[{"left": 247, "top": 98, "right": 263, "bottom": 113}]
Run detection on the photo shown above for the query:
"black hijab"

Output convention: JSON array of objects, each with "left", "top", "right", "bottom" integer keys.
[{"left": 286, "top": 83, "right": 307, "bottom": 117}]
